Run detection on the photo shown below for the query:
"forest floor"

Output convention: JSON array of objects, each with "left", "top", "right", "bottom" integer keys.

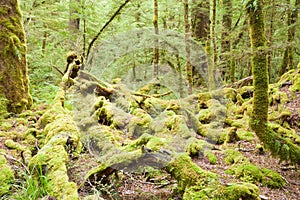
[{"left": 1, "top": 68, "right": 300, "bottom": 200}]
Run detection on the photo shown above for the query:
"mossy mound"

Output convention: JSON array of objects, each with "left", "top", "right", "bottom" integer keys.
[
  {"left": 223, "top": 149, "right": 248, "bottom": 165},
  {"left": 0, "top": 152, "right": 14, "bottom": 196},
  {"left": 221, "top": 182, "right": 260, "bottom": 200},
  {"left": 226, "top": 164, "right": 286, "bottom": 189}
]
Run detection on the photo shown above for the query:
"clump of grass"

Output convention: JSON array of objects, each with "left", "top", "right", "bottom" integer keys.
[{"left": 11, "top": 166, "right": 49, "bottom": 200}]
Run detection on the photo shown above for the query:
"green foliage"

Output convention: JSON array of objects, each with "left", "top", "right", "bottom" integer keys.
[
  {"left": 0, "top": 153, "right": 14, "bottom": 196},
  {"left": 11, "top": 166, "right": 49, "bottom": 200}
]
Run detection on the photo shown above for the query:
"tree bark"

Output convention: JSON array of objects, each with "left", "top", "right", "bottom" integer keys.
[
  {"left": 246, "top": 0, "right": 269, "bottom": 142},
  {"left": 0, "top": 0, "right": 32, "bottom": 113},
  {"left": 280, "top": 0, "right": 299, "bottom": 75},
  {"left": 184, "top": 0, "right": 192, "bottom": 94},
  {"left": 69, "top": 0, "right": 80, "bottom": 49},
  {"left": 221, "top": 0, "right": 232, "bottom": 83},
  {"left": 153, "top": 0, "right": 159, "bottom": 78},
  {"left": 191, "top": 0, "right": 210, "bottom": 44},
  {"left": 190, "top": 0, "right": 210, "bottom": 87}
]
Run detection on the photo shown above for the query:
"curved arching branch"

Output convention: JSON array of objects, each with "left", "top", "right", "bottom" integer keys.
[{"left": 86, "top": 0, "right": 131, "bottom": 60}]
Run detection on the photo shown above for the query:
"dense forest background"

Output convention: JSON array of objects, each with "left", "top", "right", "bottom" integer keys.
[{"left": 20, "top": 0, "right": 300, "bottom": 103}]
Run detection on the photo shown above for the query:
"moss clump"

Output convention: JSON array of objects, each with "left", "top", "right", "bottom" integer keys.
[
  {"left": 261, "top": 168, "right": 286, "bottom": 188},
  {"left": 226, "top": 163, "right": 286, "bottom": 189},
  {"left": 183, "top": 184, "right": 223, "bottom": 200},
  {"left": 166, "top": 153, "right": 218, "bottom": 192},
  {"left": 0, "top": 122, "right": 13, "bottom": 131},
  {"left": 4, "top": 139, "right": 26, "bottom": 151},
  {"left": 223, "top": 149, "right": 248, "bottom": 165},
  {"left": 0, "top": 152, "right": 14, "bottom": 196},
  {"left": 186, "top": 138, "right": 214, "bottom": 157},
  {"left": 204, "top": 150, "right": 217, "bottom": 164},
  {"left": 234, "top": 164, "right": 263, "bottom": 183},
  {"left": 225, "top": 127, "right": 240, "bottom": 143},
  {"left": 221, "top": 182, "right": 260, "bottom": 200},
  {"left": 237, "top": 131, "right": 255, "bottom": 141},
  {"left": 290, "top": 69, "right": 300, "bottom": 92}
]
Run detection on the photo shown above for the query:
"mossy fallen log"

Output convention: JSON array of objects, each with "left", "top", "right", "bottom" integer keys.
[{"left": 29, "top": 61, "right": 83, "bottom": 199}]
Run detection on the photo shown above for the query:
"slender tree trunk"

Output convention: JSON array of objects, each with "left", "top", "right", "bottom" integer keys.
[
  {"left": 246, "top": 0, "right": 269, "bottom": 142},
  {"left": 280, "top": 0, "right": 299, "bottom": 75},
  {"left": 221, "top": 0, "right": 232, "bottom": 83},
  {"left": 184, "top": 0, "right": 192, "bottom": 94},
  {"left": 190, "top": 0, "right": 210, "bottom": 87},
  {"left": 0, "top": 0, "right": 32, "bottom": 113},
  {"left": 153, "top": 0, "right": 159, "bottom": 77},
  {"left": 266, "top": 0, "right": 274, "bottom": 82},
  {"left": 211, "top": 0, "right": 217, "bottom": 64},
  {"left": 82, "top": 0, "right": 86, "bottom": 57},
  {"left": 208, "top": 0, "right": 217, "bottom": 90},
  {"left": 42, "top": 30, "right": 48, "bottom": 55},
  {"left": 69, "top": 0, "right": 80, "bottom": 49}
]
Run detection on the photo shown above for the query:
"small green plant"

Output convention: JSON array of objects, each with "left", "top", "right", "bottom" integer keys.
[
  {"left": 87, "top": 175, "right": 119, "bottom": 200},
  {"left": 11, "top": 166, "right": 49, "bottom": 200}
]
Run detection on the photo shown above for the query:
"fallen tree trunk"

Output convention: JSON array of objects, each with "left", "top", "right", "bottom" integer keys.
[{"left": 29, "top": 60, "right": 83, "bottom": 200}]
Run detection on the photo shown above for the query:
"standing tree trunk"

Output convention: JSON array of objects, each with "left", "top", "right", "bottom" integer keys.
[
  {"left": 153, "top": 0, "right": 159, "bottom": 78},
  {"left": 266, "top": 0, "right": 275, "bottom": 82},
  {"left": 0, "top": 0, "right": 32, "bottom": 114},
  {"left": 190, "top": 0, "right": 210, "bottom": 87},
  {"left": 211, "top": 0, "right": 217, "bottom": 65},
  {"left": 191, "top": 0, "right": 210, "bottom": 44},
  {"left": 280, "top": 0, "right": 299, "bottom": 75},
  {"left": 246, "top": 0, "right": 269, "bottom": 142},
  {"left": 184, "top": 0, "right": 192, "bottom": 94},
  {"left": 69, "top": 0, "right": 81, "bottom": 49},
  {"left": 221, "top": 0, "right": 232, "bottom": 83}
]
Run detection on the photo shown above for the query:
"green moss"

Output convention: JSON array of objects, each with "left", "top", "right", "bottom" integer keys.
[
  {"left": 4, "top": 139, "right": 26, "bottom": 151},
  {"left": 221, "top": 182, "right": 260, "bottom": 200},
  {"left": 30, "top": 144, "right": 78, "bottom": 199},
  {"left": 238, "top": 86, "right": 253, "bottom": 100},
  {"left": 224, "top": 88, "right": 237, "bottom": 102},
  {"left": 147, "top": 136, "right": 168, "bottom": 151},
  {"left": 269, "top": 87, "right": 289, "bottom": 105},
  {"left": 0, "top": 153, "right": 14, "bottom": 196},
  {"left": 128, "top": 108, "right": 152, "bottom": 138},
  {"left": 37, "top": 104, "right": 68, "bottom": 129},
  {"left": 0, "top": 96, "right": 8, "bottom": 119},
  {"left": 166, "top": 153, "right": 218, "bottom": 192},
  {"left": 186, "top": 138, "right": 214, "bottom": 157},
  {"left": 225, "top": 127, "right": 239, "bottom": 143},
  {"left": 183, "top": 185, "right": 222, "bottom": 200},
  {"left": 268, "top": 123, "right": 300, "bottom": 143},
  {"left": 237, "top": 131, "right": 255, "bottom": 141},
  {"left": 223, "top": 149, "right": 248, "bottom": 165},
  {"left": 235, "top": 164, "right": 263, "bottom": 183},
  {"left": 204, "top": 150, "right": 217, "bottom": 164},
  {"left": 0, "top": 122, "right": 13, "bottom": 131},
  {"left": 290, "top": 73, "right": 300, "bottom": 92},
  {"left": 261, "top": 168, "right": 286, "bottom": 188}
]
